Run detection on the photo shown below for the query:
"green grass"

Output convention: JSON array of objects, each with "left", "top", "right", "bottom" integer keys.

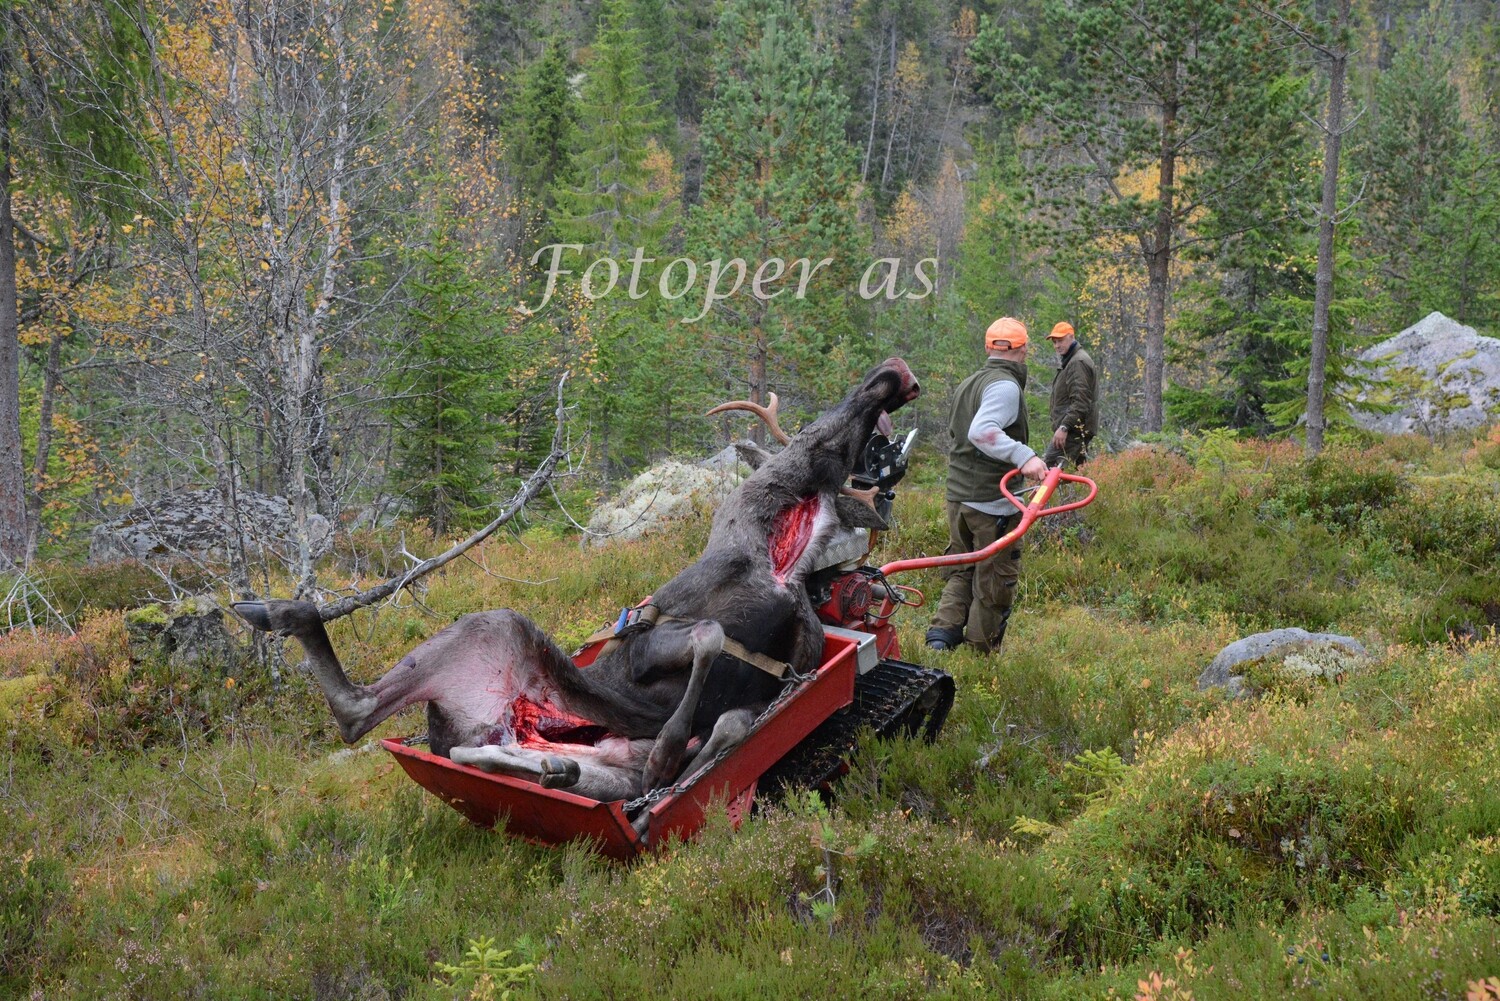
[{"left": 3, "top": 432, "right": 1499, "bottom": 999}]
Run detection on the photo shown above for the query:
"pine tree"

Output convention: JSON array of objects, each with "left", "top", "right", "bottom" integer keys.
[
  {"left": 687, "top": 0, "right": 863, "bottom": 427},
  {"left": 972, "top": 0, "right": 1307, "bottom": 433}
]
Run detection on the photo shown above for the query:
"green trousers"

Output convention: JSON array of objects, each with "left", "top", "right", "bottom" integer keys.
[{"left": 930, "top": 504, "right": 1023, "bottom": 652}]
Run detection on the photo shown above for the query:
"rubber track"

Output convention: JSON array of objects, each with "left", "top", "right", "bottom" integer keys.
[{"left": 758, "top": 658, "right": 956, "bottom": 799}]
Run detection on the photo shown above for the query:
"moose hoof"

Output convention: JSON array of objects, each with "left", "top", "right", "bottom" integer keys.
[
  {"left": 537, "top": 756, "right": 581, "bottom": 789},
  {"left": 231, "top": 601, "right": 274, "bottom": 631},
  {"left": 231, "top": 599, "right": 322, "bottom": 636}
]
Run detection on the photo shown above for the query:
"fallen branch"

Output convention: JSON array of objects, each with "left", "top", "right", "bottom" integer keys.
[{"left": 315, "top": 374, "right": 573, "bottom": 622}]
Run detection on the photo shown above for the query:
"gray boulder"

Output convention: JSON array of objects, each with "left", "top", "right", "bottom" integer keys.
[
  {"left": 1352, "top": 312, "right": 1500, "bottom": 435},
  {"left": 90, "top": 489, "right": 333, "bottom": 566},
  {"left": 124, "top": 596, "right": 240, "bottom": 671},
  {"left": 585, "top": 448, "right": 749, "bottom": 544},
  {"left": 1197, "top": 628, "right": 1369, "bottom": 698}
]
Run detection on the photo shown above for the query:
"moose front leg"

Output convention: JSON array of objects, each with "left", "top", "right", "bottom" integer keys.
[{"left": 452, "top": 736, "right": 656, "bottom": 802}]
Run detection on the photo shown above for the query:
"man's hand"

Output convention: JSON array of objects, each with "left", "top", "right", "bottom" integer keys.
[
  {"left": 1051, "top": 426, "right": 1068, "bottom": 449},
  {"left": 1020, "top": 456, "right": 1047, "bottom": 481}
]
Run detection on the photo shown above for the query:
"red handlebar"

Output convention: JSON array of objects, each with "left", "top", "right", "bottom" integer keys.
[{"left": 875, "top": 465, "right": 1097, "bottom": 617}]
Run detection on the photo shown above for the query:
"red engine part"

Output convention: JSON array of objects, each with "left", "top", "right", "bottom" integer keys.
[{"left": 816, "top": 570, "right": 874, "bottom": 627}]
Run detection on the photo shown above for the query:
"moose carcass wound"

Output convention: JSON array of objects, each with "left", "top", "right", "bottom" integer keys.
[{"left": 233, "top": 358, "right": 920, "bottom": 801}]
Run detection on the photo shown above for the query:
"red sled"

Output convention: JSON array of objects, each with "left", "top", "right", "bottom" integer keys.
[
  {"left": 383, "top": 628, "right": 863, "bottom": 860},
  {"left": 384, "top": 465, "right": 1096, "bottom": 859}
]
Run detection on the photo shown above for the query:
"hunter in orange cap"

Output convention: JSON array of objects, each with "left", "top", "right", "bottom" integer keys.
[
  {"left": 1043, "top": 320, "right": 1097, "bottom": 468},
  {"left": 926, "top": 315, "right": 1045, "bottom": 655},
  {"left": 985, "top": 316, "right": 1029, "bottom": 350}
]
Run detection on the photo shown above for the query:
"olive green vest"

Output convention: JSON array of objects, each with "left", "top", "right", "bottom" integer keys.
[{"left": 946, "top": 357, "right": 1029, "bottom": 504}]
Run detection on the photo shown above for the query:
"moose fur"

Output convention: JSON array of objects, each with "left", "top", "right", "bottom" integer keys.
[{"left": 233, "top": 358, "right": 920, "bottom": 804}]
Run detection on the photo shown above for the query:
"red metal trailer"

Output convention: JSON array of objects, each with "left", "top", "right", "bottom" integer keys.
[{"left": 383, "top": 465, "right": 1097, "bottom": 857}]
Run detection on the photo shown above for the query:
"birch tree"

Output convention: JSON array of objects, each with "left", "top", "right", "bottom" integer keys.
[
  {"left": 86, "top": 0, "right": 502, "bottom": 596},
  {"left": 0, "top": 1, "right": 145, "bottom": 565}
]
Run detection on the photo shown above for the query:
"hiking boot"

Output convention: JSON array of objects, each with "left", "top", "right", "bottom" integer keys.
[{"left": 925, "top": 626, "right": 963, "bottom": 652}]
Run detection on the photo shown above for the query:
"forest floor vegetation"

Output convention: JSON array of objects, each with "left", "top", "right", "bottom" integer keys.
[{"left": 2, "top": 431, "right": 1498, "bottom": 999}]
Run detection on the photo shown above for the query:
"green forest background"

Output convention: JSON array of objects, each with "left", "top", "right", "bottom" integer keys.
[
  {"left": 3, "top": 2, "right": 1500, "bottom": 997},
  {"left": 2, "top": 0, "right": 1499, "bottom": 580}
]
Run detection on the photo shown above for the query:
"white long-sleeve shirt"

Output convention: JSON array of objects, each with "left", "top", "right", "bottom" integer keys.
[{"left": 963, "top": 379, "right": 1037, "bottom": 517}]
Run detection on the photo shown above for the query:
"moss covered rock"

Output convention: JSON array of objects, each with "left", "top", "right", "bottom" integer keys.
[{"left": 1196, "top": 628, "right": 1369, "bottom": 698}]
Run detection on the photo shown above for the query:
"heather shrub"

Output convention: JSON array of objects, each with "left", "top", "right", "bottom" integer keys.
[
  {"left": 3, "top": 432, "right": 1499, "bottom": 999},
  {"left": 1465, "top": 424, "right": 1500, "bottom": 470},
  {"left": 1259, "top": 451, "right": 1408, "bottom": 530},
  {"left": 1382, "top": 473, "right": 1500, "bottom": 565},
  {"left": 1041, "top": 641, "right": 1500, "bottom": 966}
]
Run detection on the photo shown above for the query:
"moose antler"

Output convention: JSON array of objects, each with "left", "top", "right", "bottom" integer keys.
[
  {"left": 707, "top": 393, "right": 886, "bottom": 511},
  {"left": 706, "top": 392, "right": 791, "bottom": 445}
]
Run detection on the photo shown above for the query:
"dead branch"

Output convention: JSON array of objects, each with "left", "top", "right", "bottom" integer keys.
[{"left": 314, "top": 373, "right": 572, "bottom": 622}]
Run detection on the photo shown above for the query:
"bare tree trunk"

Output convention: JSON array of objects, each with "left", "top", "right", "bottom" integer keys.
[
  {"left": 1142, "top": 95, "right": 1178, "bottom": 433},
  {"left": 1306, "top": 1, "right": 1350, "bottom": 456},
  {"left": 0, "top": 76, "right": 26, "bottom": 566},
  {"left": 861, "top": 28, "right": 882, "bottom": 184},
  {"left": 210, "top": 417, "right": 254, "bottom": 600},
  {"left": 880, "top": 88, "right": 901, "bottom": 192}
]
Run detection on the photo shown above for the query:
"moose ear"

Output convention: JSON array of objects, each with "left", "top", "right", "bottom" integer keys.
[
  {"left": 834, "top": 492, "right": 888, "bottom": 531},
  {"left": 732, "top": 441, "right": 775, "bottom": 470}
]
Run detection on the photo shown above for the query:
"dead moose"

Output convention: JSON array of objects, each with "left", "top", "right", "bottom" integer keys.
[{"left": 233, "top": 358, "right": 920, "bottom": 805}]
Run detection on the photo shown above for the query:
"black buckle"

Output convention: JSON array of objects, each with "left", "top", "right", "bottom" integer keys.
[{"left": 612, "top": 605, "right": 655, "bottom": 639}]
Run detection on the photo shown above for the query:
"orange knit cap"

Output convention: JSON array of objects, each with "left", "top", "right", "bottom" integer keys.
[
  {"left": 985, "top": 316, "right": 1028, "bottom": 350},
  {"left": 1048, "top": 321, "right": 1075, "bottom": 339}
]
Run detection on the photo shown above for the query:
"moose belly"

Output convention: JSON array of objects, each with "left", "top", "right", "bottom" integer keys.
[{"left": 490, "top": 693, "right": 609, "bottom": 749}]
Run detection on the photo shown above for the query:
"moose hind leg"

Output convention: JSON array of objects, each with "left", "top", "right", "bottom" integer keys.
[
  {"left": 452, "top": 739, "right": 653, "bottom": 802},
  {"left": 673, "top": 708, "right": 758, "bottom": 785},
  {"left": 232, "top": 600, "right": 384, "bottom": 742}
]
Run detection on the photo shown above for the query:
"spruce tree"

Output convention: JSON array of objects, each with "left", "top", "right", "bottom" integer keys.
[
  {"left": 510, "top": 38, "right": 579, "bottom": 253},
  {"left": 1167, "top": 73, "right": 1314, "bottom": 431},
  {"left": 630, "top": 0, "right": 680, "bottom": 137},
  {"left": 386, "top": 217, "right": 519, "bottom": 536},
  {"left": 551, "top": 0, "right": 684, "bottom": 474},
  {"left": 1355, "top": 39, "right": 1500, "bottom": 326},
  {"left": 552, "top": 0, "right": 675, "bottom": 257},
  {"left": 687, "top": 0, "right": 863, "bottom": 425}
]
